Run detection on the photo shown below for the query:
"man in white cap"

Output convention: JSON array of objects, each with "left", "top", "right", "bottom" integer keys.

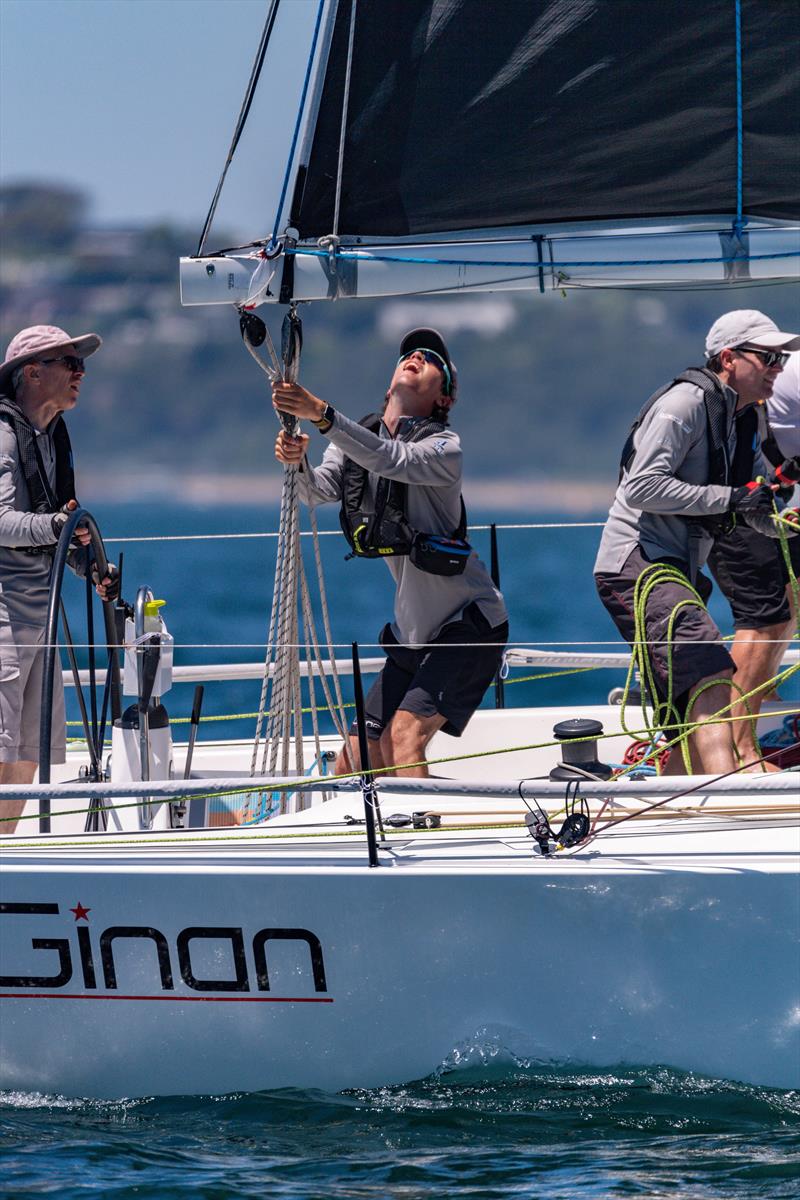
[
  {"left": 707, "top": 346, "right": 800, "bottom": 765},
  {"left": 594, "top": 309, "right": 800, "bottom": 775},
  {"left": 0, "top": 324, "right": 117, "bottom": 833},
  {"left": 271, "top": 327, "right": 508, "bottom": 778}
]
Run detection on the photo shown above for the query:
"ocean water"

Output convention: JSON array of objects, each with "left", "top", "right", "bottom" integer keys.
[
  {"left": 2, "top": 1063, "right": 799, "bottom": 1199},
  {"left": 57, "top": 499, "right": 800, "bottom": 736},
  {"left": 5, "top": 501, "right": 799, "bottom": 1196}
]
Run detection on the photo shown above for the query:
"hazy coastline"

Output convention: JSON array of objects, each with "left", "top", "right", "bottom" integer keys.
[{"left": 79, "top": 470, "right": 613, "bottom": 514}]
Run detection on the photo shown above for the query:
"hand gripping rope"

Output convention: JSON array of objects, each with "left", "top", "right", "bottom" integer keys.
[{"left": 239, "top": 307, "right": 355, "bottom": 818}]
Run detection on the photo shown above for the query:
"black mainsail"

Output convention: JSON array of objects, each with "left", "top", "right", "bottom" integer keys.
[
  {"left": 292, "top": 0, "right": 798, "bottom": 239},
  {"left": 181, "top": 0, "right": 799, "bottom": 306}
]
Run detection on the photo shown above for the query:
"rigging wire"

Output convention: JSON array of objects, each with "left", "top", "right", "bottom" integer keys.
[
  {"left": 734, "top": 0, "right": 744, "bottom": 232},
  {"left": 196, "top": 0, "right": 282, "bottom": 257},
  {"left": 269, "top": 0, "right": 327, "bottom": 247}
]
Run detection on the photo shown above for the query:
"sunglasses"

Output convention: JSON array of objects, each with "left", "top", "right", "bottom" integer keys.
[
  {"left": 397, "top": 348, "right": 452, "bottom": 394},
  {"left": 40, "top": 355, "right": 86, "bottom": 372},
  {"left": 734, "top": 346, "right": 790, "bottom": 369}
]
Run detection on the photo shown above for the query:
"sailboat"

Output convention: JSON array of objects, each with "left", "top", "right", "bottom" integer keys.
[{"left": 2, "top": 0, "right": 799, "bottom": 1100}]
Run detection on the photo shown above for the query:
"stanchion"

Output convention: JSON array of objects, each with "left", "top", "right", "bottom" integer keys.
[
  {"left": 351, "top": 641, "right": 381, "bottom": 867},
  {"left": 490, "top": 523, "right": 505, "bottom": 709}
]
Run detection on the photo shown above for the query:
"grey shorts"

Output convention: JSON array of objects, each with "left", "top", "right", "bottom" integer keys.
[
  {"left": 595, "top": 545, "right": 733, "bottom": 714},
  {"left": 0, "top": 621, "right": 66, "bottom": 764}
]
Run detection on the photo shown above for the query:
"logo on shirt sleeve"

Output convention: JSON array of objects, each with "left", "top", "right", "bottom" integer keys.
[{"left": 657, "top": 412, "right": 691, "bottom": 435}]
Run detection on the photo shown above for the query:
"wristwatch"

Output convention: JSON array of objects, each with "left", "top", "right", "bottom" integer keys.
[{"left": 312, "top": 403, "right": 336, "bottom": 433}]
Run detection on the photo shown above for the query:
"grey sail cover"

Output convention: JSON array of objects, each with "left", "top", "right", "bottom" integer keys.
[{"left": 291, "top": 0, "right": 799, "bottom": 239}]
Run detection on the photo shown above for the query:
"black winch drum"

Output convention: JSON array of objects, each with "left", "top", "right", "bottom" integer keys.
[{"left": 550, "top": 718, "right": 613, "bottom": 781}]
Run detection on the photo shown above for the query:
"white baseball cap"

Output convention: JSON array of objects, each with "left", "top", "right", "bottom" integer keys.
[{"left": 705, "top": 310, "right": 800, "bottom": 359}]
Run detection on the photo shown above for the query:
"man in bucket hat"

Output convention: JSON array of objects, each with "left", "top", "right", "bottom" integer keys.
[
  {"left": 0, "top": 324, "right": 117, "bottom": 833},
  {"left": 272, "top": 327, "right": 508, "bottom": 779},
  {"left": 594, "top": 309, "right": 800, "bottom": 776}
]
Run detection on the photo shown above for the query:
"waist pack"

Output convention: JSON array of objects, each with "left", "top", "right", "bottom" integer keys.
[{"left": 410, "top": 532, "right": 472, "bottom": 576}]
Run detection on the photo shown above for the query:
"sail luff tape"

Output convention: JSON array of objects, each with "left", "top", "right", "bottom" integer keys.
[{"left": 331, "top": 0, "right": 358, "bottom": 241}]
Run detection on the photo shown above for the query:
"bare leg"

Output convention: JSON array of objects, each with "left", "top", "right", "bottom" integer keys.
[
  {"left": 661, "top": 745, "right": 687, "bottom": 776},
  {"left": 766, "top": 585, "right": 799, "bottom": 698},
  {"left": 334, "top": 733, "right": 388, "bottom": 776},
  {"left": 0, "top": 760, "right": 37, "bottom": 835},
  {"left": 683, "top": 671, "right": 738, "bottom": 774},
  {"left": 726, "top": 624, "right": 791, "bottom": 770},
  {"left": 378, "top": 710, "right": 447, "bottom": 778}
]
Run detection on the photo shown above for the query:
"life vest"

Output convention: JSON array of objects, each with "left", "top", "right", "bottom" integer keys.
[
  {"left": 619, "top": 368, "right": 735, "bottom": 490},
  {"left": 339, "top": 412, "right": 467, "bottom": 559},
  {"left": 0, "top": 395, "right": 75, "bottom": 513},
  {"left": 0, "top": 394, "right": 77, "bottom": 558}
]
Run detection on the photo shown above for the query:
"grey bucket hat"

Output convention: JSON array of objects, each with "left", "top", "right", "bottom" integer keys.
[{"left": 0, "top": 325, "right": 102, "bottom": 390}]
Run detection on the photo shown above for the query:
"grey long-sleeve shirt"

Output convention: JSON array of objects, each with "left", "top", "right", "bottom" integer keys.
[
  {"left": 594, "top": 379, "right": 770, "bottom": 575},
  {"left": 0, "top": 419, "right": 62, "bottom": 628},
  {"left": 299, "top": 409, "right": 507, "bottom": 646},
  {"left": 767, "top": 352, "right": 800, "bottom": 459}
]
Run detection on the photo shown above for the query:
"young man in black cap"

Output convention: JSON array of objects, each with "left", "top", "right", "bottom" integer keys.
[{"left": 273, "top": 327, "right": 508, "bottom": 777}]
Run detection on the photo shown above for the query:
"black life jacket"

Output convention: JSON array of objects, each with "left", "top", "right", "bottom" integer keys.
[
  {"left": 0, "top": 394, "right": 75, "bottom": 513},
  {"left": 339, "top": 412, "right": 466, "bottom": 559}
]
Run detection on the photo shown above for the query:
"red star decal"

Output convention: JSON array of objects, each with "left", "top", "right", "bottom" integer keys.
[{"left": 70, "top": 902, "right": 91, "bottom": 922}]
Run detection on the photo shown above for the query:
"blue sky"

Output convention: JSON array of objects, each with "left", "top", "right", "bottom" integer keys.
[{"left": 0, "top": 0, "right": 320, "bottom": 238}]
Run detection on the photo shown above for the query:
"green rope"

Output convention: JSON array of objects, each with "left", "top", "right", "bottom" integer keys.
[
  {"left": 618, "top": 561, "right": 709, "bottom": 759},
  {"left": 683, "top": 675, "right": 759, "bottom": 773},
  {"left": 614, "top": 548, "right": 800, "bottom": 775}
]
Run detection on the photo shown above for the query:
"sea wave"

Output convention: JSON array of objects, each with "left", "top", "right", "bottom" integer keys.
[{"left": 2, "top": 1059, "right": 798, "bottom": 1200}]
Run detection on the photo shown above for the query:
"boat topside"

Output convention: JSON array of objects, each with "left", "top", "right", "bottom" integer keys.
[
  {"left": 2, "top": 787, "right": 798, "bottom": 876},
  {"left": 2, "top": 701, "right": 798, "bottom": 874}
]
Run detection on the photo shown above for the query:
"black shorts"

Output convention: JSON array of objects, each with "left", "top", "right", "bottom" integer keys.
[
  {"left": 595, "top": 545, "right": 733, "bottom": 715},
  {"left": 352, "top": 603, "right": 509, "bottom": 740},
  {"left": 707, "top": 521, "right": 800, "bottom": 629}
]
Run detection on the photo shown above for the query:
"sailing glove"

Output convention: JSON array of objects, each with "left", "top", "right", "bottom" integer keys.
[
  {"left": 771, "top": 456, "right": 800, "bottom": 496},
  {"left": 51, "top": 504, "right": 88, "bottom": 548},
  {"left": 90, "top": 561, "right": 121, "bottom": 602},
  {"left": 728, "top": 482, "right": 781, "bottom": 538}
]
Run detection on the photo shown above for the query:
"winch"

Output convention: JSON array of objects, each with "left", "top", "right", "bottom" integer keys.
[{"left": 549, "top": 718, "right": 613, "bottom": 781}]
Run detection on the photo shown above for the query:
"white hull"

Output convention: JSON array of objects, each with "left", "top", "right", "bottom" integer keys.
[
  {"left": 2, "top": 703, "right": 798, "bottom": 1098},
  {"left": 1, "top": 818, "right": 798, "bottom": 1098}
]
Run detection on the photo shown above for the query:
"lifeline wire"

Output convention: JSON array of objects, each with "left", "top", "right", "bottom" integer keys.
[{"left": 102, "top": 522, "right": 606, "bottom": 544}]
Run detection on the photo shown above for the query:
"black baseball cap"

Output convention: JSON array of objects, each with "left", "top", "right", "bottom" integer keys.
[{"left": 399, "top": 327, "right": 457, "bottom": 397}]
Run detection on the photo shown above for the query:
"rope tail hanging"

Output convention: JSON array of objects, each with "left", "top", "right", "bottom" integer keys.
[{"left": 240, "top": 307, "right": 354, "bottom": 816}]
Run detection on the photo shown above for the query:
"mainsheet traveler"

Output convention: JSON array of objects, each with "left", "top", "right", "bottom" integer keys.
[
  {"left": 0, "top": 325, "right": 118, "bottom": 834},
  {"left": 272, "top": 327, "right": 508, "bottom": 777},
  {"left": 594, "top": 310, "right": 800, "bottom": 775}
]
